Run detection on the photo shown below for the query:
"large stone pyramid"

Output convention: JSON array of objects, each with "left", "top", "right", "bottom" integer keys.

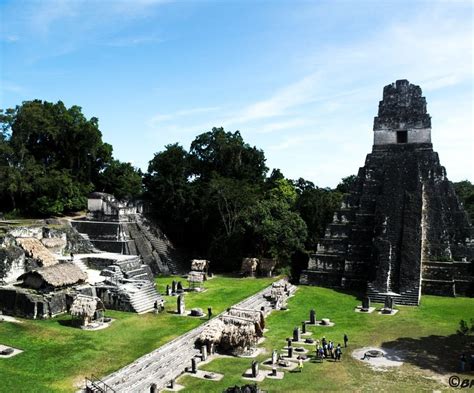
[{"left": 300, "top": 80, "right": 474, "bottom": 305}]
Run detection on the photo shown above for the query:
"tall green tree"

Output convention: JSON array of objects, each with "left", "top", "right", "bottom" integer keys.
[
  {"left": 0, "top": 100, "right": 115, "bottom": 215},
  {"left": 243, "top": 178, "right": 307, "bottom": 263},
  {"left": 294, "top": 178, "right": 343, "bottom": 250},
  {"left": 454, "top": 180, "right": 474, "bottom": 221},
  {"left": 96, "top": 160, "right": 142, "bottom": 200},
  {"left": 189, "top": 127, "right": 267, "bottom": 182}
]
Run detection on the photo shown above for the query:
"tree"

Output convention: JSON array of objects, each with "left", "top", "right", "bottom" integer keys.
[
  {"left": 189, "top": 127, "right": 267, "bottom": 182},
  {"left": 294, "top": 178, "right": 343, "bottom": 250},
  {"left": 0, "top": 100, "right": 115, "bottom": 215},
  {"left": 144, "top": 143, "right": 193, "bottom": 243},
  {"left": 336, "top": 175, "right": 357, "bottom": 194},
  {"left": 454, "top": 180, "right": 474, "bottom": 221},
  {"left": 243, "top": 178, "right": 307, "bottom": 263},
  {"left": 96, "top": 160, "right": 142, "bottom": 200},
  {"left": 209, "top": 175, "right": 258, "bottom": 237}
]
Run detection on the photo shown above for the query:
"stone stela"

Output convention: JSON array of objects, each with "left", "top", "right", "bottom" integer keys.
[
  {"left": 251, "top": 360, "right": 259, "bottom": 378},
  {"left": 310, "top": 309, "right": 316, "bottom": 324},
  {"left": 177, "top": 294, "right": 185, "bottom": 315},
  {"left": 362, "top": 297, "right": 371, "bottom": 311},
  {"left": 293, "top": 327, "right": 301, "bottom": 342}
]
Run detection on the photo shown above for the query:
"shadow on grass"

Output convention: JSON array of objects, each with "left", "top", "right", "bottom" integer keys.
[
  {"left": 57, "top": 319, "right": 77, "bottom": 328},
  {"left": 381, "top": 334, "right": 474, "bottom": 374}
]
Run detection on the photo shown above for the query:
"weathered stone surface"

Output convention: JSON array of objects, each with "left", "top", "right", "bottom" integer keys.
[{"left": 301, "top": 80, "right": 474, "bottom": 305}]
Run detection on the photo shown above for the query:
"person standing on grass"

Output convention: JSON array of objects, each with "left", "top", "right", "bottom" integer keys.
[
  {"left": 335, "top": 344, "right": 342, "bottom": 361},
  {"left": 460, "top": 353, "right": 466, "bottom": 372},
  {"left": 298, "top": 357, "right": 303, "bottom": 372},
  {"left": 344, "top": 334, "right": 348, "bottom": 348},
  {"left": 207, "top": 307, "right": 212, "bottom": 320}
]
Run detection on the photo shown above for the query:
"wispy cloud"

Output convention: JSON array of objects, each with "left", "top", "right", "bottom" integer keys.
[
  {"left": 149, "top": 106, "right": 220, "bottom": 127},
  {"left": 1, "top": 81, "right": 26, "bottom": 94},
  {"left": 147, "top": 4, "right": 472, "bottom": 186},
  {"left": 104, "top": 35, "right": 164, "bottom": 47}
]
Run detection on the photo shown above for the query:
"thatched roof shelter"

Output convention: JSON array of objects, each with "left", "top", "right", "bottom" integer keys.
[
  {"left": 198, "top": 312, "right": 262, "bottom": 353},
  {"left": 41, "top": 237, "right": 67, "bottom": 249},
  {"left": 241, "top": 258, "right": 259, "bottom": 276},
  {"left": 16, "top": 237, "right": 58, "bottom": 267},
  {"left": 191, "top": 259, "right": 210, "bottom": 272},
  {"left": 219, "top": 317, "right": 259, "bottom": 351},
  {"left": 199, "top": 319, "right": 225, "bottom": 344},
  {"left": 259, "top": 258, "right": 277, "bottom": 277},
  {"left": 187, "top": 271, "right": 205, "bottom": 289},
  {"left": 19, "top": 263, "right": 86, "bottom": 290},
  {"left": 70, "top": 295, "right": 105, "bottom": 319},
  {"left": 187, "top": 271, "right": 204, "bottom": 283},
  {"left": 227, "top": 307, "right": 265, "bottom": 330}
]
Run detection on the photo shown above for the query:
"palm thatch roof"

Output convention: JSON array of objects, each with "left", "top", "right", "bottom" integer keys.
[
  {"left": 70, "top": 295, "right": 105, "bottom": 318},
  {"left": 199, "top": 319, "right": 225, "bottom": 344},
  {"left": 41, "top": 237, "right": 67, "bottom": 249},
  {"left": 19, "top": 262, "right": 86, "bottom": 288},
  {"left": 227, "top": 307, "right": 265, "bottom": 330},
  {"left": 191, "top": 259, "right": 209, "bottom": 272},
  {"left": 241, "top": 258, "right": 259, "bottom": 274},
  {"left": 16, "top": 237, "right": 58, "bottom": 267},
  {"left": 198, "top": 317, "right": 260, "bottom": 351},
  {"left": 220, "top": 319, "right": 259, "bottom": 350}
]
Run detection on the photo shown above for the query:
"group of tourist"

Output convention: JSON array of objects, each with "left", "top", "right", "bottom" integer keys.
[{"left": 313, "top": 334, "right": 348, "bottom": 362}]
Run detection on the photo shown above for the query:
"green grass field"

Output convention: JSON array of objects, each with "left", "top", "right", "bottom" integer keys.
[
  {"left": 1, "top": 278, "right": 472, "bottom": 392},
  {"left": 0, "top": 275, "right": 276, "bottom": 393},
  {"left": 178, "top": 286, "right": 474, "bottom": 392}
]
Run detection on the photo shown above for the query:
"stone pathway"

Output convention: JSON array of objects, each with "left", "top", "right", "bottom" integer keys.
[{"left": 95, "top": 279, "right": 295, "bottom": 393}]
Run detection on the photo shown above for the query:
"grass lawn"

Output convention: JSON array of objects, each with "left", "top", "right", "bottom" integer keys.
[
  {"left": 178, "top": 286, "right": 474, "bottom": 392},
  {"left": 0, "top": 275, "right": 276, "bottom": 393}
]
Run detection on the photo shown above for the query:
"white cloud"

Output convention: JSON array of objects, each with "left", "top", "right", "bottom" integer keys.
[{"left": 148, "top": 107, "right": 220, "bottom": 127}]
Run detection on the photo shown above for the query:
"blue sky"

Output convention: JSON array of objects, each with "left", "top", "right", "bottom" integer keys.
[{"left": 1, "top": 0, "right": 472, "bottom": 187}]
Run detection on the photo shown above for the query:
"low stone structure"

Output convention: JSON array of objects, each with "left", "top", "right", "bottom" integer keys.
[
  {"left": 259, "top": 258, "right": 277, "bottom": 277},
  {"left": 87, "top": 192, "right": 143, "bottom": 222},
  {"left": 268, "top": 282, "right": 290, "bottom": 310},
  {"left": 241, "top": 258, "right": 259, "bottom": 277},
  {"left": 72, "top": 197, "right": 186, "bottom": 275},
  {"left": 240, "top": 257, "right": 277, "bottom": 277}
]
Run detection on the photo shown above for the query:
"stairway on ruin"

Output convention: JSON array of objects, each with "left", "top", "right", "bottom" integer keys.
[
  {"left": 125, "top": 281, "right": 162, "bottom": 314},
  {"left": 366, "top": 283, "right": 420, "bottom": 306},
  {"left": 134, "top": 217, "right": 187, "bottom": 274},
  {"left": 72, "top": 258, "right": 89, "bottom": 273}
]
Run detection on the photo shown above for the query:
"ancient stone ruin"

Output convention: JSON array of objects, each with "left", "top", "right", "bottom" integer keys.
[
  {"left": 0, "top": 222, "right": 165, "bottom": 318},
  {"left": 240, "top": 257, "right": 277, "bottom": 277},
  {"left": 301, "top": 80, "right": 474, "bottom": 305},
  {"left": 71, "top": 192, "right": 186, "bottom": 275}
]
